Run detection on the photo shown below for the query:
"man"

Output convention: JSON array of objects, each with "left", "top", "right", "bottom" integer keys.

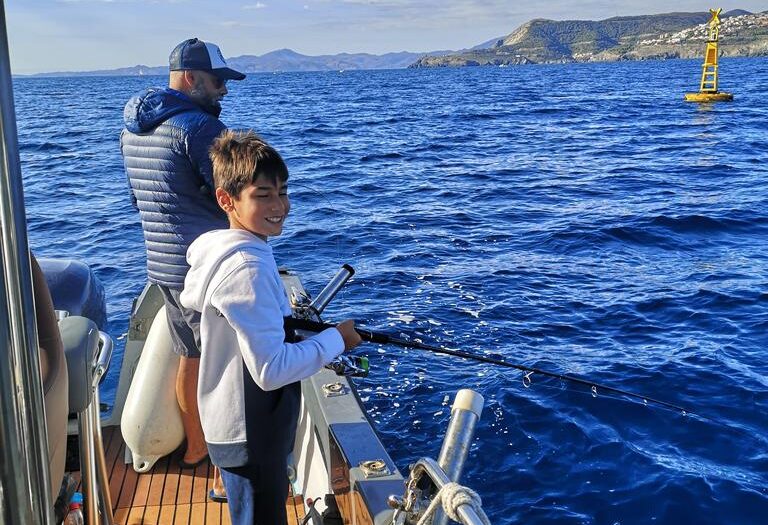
[{"left": 121, "top": 38, "right": 246, "bottom": 471}]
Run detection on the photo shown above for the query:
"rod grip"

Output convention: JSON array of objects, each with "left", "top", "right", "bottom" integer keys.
[
  {"left": 285, "top": 317, "right": 333, "bottom": 333},
  {"left": 355, "top": 328, "right": 389, "bottom": 345},
  {"left": 285, "top": 318, "right": 390, "bottom": 345}
]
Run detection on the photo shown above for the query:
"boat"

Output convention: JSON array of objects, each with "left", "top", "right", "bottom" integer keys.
[{"left": 0, "top": 3, "right": 491, "bottom": 523}]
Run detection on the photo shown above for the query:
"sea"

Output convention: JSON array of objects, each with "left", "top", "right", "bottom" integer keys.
[{"left": 13, "top": 57, "right": 768, "bottom": 524}]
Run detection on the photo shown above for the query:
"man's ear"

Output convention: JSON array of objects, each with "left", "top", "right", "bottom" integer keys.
[
  {"left": 183, "top": 70, "right": 198, "bottom": 89},
  {"left": 215, "top": 187, "right": 235, "bottom": 213}
]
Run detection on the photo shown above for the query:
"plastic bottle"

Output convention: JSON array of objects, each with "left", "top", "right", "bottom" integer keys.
[{"left": 63, "top": 492, "right": 84, "bottom": 525}]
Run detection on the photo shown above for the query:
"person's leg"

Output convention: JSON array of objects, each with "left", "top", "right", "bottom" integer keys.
[
  {"left": 220, "top": 462, "right": 289, "bottom": 525},
  {"left": 176, "top": 356, "right": 207, "bottom": 465},
  {"left": 219, "top": 466, "right": 257, "bottom": 525},
  {"left": 212, "top": 466, "right": 226, "bottom": 498},
  {"left": 158, "top": 286, "right": 208, "bottom": 466},
  {"left": 256, "top": 461, "right": 289, "bottom": 525}
]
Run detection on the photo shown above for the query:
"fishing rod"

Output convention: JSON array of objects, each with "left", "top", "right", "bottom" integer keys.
[
  {"left": 287, "top": 316, "right": 701, "bottom": 418},
  {"left": 298, "top": 264, "right": 714, "bottom": 423}
]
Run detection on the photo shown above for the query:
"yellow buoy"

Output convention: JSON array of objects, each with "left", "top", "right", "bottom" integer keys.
[{"left": 684, "top": 8, "right": 733, "bottom": 102}]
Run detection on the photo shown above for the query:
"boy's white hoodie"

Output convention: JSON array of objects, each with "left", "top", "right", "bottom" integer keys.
[{"left": 180, "top": 229, "right": 344, "bottom": 467}]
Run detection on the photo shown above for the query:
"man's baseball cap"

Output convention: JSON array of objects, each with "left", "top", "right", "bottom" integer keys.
[{"left": 169, "top": 38, "right": 246, "bottom": 81}]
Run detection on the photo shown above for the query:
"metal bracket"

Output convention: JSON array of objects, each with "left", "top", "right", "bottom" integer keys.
[{"left": 289, "top": 286, "right": 312, "bottom": 309}]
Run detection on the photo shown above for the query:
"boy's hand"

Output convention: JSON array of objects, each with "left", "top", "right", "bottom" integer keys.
[{"left": 336, "top": 320, "right": 362, "bottom": 352}]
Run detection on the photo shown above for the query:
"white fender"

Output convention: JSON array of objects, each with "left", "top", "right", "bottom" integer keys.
[{"left": 120, "top": 306, "right": 184, "bottom": 473}]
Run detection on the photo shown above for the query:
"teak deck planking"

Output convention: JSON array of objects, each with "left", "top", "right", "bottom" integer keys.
[{"left": 73, "top": 426, "right": 305, "bottom": 525}]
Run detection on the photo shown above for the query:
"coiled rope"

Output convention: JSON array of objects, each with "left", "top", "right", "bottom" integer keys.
[{"left": 415, "top": 482, "right": 491, "bottom": 525}]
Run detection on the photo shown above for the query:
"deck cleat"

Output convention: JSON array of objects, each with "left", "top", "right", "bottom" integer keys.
[
  {"left": 359, "top": 459, "right": 390, "bottom": 478},
  {"left": 321, "top": 381, "right": 348, "bottom": 397}
]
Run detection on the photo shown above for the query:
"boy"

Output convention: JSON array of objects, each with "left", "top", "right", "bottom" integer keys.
[{"left": 180, "top": 130, "right": 361, "bottom": 524}]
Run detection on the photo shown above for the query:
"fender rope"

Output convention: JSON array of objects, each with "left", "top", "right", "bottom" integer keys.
[{"left": 415, "top": 482, "right": 491, "bottom": 525}]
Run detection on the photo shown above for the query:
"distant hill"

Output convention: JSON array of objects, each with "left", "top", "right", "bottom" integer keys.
[
  {"left": 411, "top": 10, "right": 768, "bottom": 67},
  {"left": 29, "top": 64, "right": 166, "bottom": 78},
  {"left": 27, "top": 48, "right": 448, "bottom": 77},
  {"left": 227, "top": 48, "right": 451, "bottom": 72}
]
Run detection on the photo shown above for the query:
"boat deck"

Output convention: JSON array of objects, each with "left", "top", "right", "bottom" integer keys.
[{"left": 79, "top": 425, "right": 305, "bottom": 525}]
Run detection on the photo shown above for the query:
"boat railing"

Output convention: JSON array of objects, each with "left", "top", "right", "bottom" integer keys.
[
  {"left": 95, "top": 331, "right": 114, "bottom": 386},
  {"left": 391, "top": 458, "right": 490, "bottom": 525},
  {"left": 1, "top": 1, "right": 56, "bottom": 521},
  {"left": 60, "top": 314, "right": 116, "bottom": 525},
  {"left": 388, "top": 389, "right": 491, "bottom": 525}
]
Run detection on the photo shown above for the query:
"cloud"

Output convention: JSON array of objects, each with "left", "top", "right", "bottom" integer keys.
[{"left": 243, "top": 2, "right": 267, "bottom": 8}]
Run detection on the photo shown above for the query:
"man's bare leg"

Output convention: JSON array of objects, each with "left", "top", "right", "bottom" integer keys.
[
  {"left": 177, "top": 356, "right": 208, "bottom": 465},
  {"left": 213, "top": 467, "right": 226, "bottom": 498}
]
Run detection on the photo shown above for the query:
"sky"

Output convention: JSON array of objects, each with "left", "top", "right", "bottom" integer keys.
[{"left": 5, "top": 0, "right": 766, "bottom": 74}]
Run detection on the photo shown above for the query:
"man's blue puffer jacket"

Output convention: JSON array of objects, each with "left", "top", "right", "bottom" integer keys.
[{"left": 121, "top": 87, "right": 228, "bottom": 289}]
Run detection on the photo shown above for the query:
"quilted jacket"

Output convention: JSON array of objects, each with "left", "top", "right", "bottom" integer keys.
[{"left": 121, "top": 87, "right": 228, "bottom": 288}]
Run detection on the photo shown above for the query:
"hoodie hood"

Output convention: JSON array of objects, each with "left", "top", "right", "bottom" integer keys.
[
  {"left": 123, "top": 87, "right": 203, "bottom": 133},
  {"left": 182, "top": 229, "right": 271, "bottom": 313}
]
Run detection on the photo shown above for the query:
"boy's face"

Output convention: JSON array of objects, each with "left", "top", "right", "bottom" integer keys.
[{"left": 217, "top": 175, "right": 290, "bottom": 240}]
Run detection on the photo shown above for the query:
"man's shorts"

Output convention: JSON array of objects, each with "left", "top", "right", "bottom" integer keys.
[{"left": 158, "top": 285, "right": 202, "bottom": 358}]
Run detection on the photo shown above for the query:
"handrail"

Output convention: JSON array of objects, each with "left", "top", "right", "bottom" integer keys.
[
  {"left": 94, "top": 331, "right": 114, "bottom": 387},
  {"left": 411, "top": 458, "right": 487, "bottom": 525},
  {"left": 0, "top": 1, "right": 55, "bottom": 523}
]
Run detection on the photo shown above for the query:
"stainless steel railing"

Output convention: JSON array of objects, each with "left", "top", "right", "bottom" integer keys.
[
  {"left": 409, "top": 458, "right": 488, "bottom": 525},
  {"left": 0, "top": 2, "right": 55, "bottom": 524},
  {"left": 81, "top": 331, "right": 115, "bottom": 525},
  {"left": 434, "top": 389, "right": 484, "bottom": 525}
]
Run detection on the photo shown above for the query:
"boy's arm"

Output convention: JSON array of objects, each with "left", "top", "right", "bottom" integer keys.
[{"left": 211, "top": 262, "right": 345, "bottom": 391}]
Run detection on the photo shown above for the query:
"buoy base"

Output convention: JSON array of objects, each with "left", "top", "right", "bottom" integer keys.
[{"left": 684, "top": 92, "right": 734, "bottom": 102}]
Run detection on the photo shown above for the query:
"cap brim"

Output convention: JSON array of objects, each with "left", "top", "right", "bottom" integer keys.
[{"left": 212, "top": 67, "right": 246, "bottom": 81}]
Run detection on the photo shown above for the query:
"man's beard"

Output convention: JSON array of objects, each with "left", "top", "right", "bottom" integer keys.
[{"left": 190, "top": 87, "right": 222, "bottom": 118}]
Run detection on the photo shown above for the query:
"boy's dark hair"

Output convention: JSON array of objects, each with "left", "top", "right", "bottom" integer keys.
[{"left": 210, "top": 129, "right": 289, "bottom": 197}]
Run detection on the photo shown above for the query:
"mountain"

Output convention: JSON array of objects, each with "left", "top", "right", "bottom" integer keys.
[
  {"left": 227, "top": 48, "right": 443, "bottom": 72},
  {"left": 411, "top": 10, "right": 768, "bottom": 67},
  {"left": 26, "top": 48, "right": 445, "bottom": 77},
  {"left": 29, "top": 64, "right": 167, "bottom": 78}
]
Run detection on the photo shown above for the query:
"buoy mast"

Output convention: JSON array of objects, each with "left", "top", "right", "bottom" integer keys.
[{"left": 684, "top": 8, "right": 734, "bottom": 102}]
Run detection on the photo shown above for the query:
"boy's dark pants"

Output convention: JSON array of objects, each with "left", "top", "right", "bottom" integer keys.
[{"left": 220, "top": 460, "right": 290, "bottom": 525}]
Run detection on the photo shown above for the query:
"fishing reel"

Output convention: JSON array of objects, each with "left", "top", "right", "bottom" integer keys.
[
  {"left": 290, "top": 264, "right": 369, "bottom": 378},
  {"left": 326, "top": 354, "right": 369, "bottom": 378}
]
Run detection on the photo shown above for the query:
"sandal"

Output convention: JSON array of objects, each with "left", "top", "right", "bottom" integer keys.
[{"left": 208, "top": 489, "right": 227, "bottom": 503}]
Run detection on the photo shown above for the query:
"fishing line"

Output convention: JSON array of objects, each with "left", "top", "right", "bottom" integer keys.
[
  {"left": 287, "top": 317, "right": 725, "bottom": 426},
  {"left": 286, "top": 180, "right": 345, "bottom": 271}
]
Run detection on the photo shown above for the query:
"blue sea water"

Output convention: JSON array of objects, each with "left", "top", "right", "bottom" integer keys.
[{"left": 13, "top": 58, "right": 768, "bottom": 524}]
